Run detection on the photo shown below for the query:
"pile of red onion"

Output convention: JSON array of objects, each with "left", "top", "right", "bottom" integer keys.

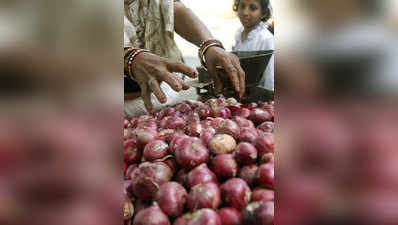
[{"left": 123, "top": 97, "right": 274, "bottom": 225}]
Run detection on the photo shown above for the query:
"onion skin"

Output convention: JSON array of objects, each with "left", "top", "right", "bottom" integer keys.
[
  {"left": 154, "top": 182, "right": 188, "bottom": 217},
  {"left": 251, "top": 188, "right": 274, "bottom": 202},
  {"left": 133, "top": 204, "right": 171, "bottom": 225},
  {"left": 124, "top": 139, "right": 142, "bottom": 165},
  {"left": 188, "top": 208, "right": 222, "bottom": 225},
  {"left": 217, "top": 207, "right": 243, "bottom": 225},
  {"left": 256, "top": 163, "right": 274, "bottom": 189},
  {"left": 131, "top": 162, "right": 173, "bottom": 200},
  {"left": 235, "top": 142, "right": 258, "bottom": 165},
  {"left": 220, "top": 178, "right": 251, "bottom": 210},
  {"left": 186, "top": 163, "right": 218, "bottom": 188},
  {"left": 211, "top": 154, "right": 238, "bottom": 179},
  {"left": 187, "top": 182, "right": 221, "bottom": 211},
  {"left": 239, "top": 164, "right": 259, "bottom": 187},
  {"left": 209, "top": 134, "right": 237, "bottom": 155},
  {"left": 143, "top": 140, "right": 169, "bottom": 162},
  {"left": 174, "top": 138, "right": 209, "bottom": 169}
]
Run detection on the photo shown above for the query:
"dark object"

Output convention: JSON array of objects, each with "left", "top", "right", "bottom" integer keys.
[{"left": 190, "top": 50, "right": 274, "bottom": 103}]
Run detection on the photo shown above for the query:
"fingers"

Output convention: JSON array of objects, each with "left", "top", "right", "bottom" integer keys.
[
  {"left": 207, "top": 63, "right": 223, "bottom": 94},
  {"left": 167, "top": 61, "right": 198, "bottom": 78},
  {"left": 220, "top": 58, "right": 240, "bottom": 94},
  {"left": 140, "top": 84, "right": 153, "bottom": 114},
  {"left": 231, "top": 57, "right": 246, "bottom": 98},
  {"left": 161, "top": 72, "right": 187, "bottom": 92},
  {"left": 148, "top": 78, "right": 167, "bottom": 104}
]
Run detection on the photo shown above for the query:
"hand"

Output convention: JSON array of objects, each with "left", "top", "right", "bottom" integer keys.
[
  {"left": 204, "top": 47, "right": 245, "bottom": 98},
  {"left": 131, "top": 52, "right": 198, "bottom": 113}
]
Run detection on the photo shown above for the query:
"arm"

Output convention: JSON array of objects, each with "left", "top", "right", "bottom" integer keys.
[
  {"left": 173, "top": 2, "right": 213, "bottom": 46},
  {"left": 174, "top": 2, "right": 246, "bottom": 98}
]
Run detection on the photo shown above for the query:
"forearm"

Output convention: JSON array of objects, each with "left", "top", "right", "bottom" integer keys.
[{"left": 174, "top": 2, "right": 214, "bottom": 47}]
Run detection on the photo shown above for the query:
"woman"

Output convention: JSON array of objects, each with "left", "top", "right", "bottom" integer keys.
[{"left": 124, "top": 0, "right": 245, "bottom": 116}]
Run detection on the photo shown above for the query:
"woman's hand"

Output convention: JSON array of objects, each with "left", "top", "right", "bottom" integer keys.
[
  {"left": 204, "top": 47, "right": 246, "bottom": 98},
  {"left": 131, "top": 52, "right": 198, "bottom": 113}
]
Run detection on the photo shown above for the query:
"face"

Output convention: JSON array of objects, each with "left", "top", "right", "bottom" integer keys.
[{"left": 237, "top": 0, "right": 266, "bottom": 30}]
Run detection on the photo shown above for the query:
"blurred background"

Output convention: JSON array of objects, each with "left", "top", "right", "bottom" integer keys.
[{"left": 275, "top": 0, "right": 398, "bottom": 225}]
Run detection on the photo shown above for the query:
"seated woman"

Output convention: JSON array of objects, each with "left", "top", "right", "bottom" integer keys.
[
  {"left": 124, "top": 0, "right": 246, "bottom": 117},
  {"left": 233, "top": 0, "right": 274, "bottom": 90}
]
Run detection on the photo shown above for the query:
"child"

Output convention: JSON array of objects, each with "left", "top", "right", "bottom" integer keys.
[{"left": 233, "top": 0, "right": 274, "bottom": 90}]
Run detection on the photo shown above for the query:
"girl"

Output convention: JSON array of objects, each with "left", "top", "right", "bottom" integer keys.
[{"left": 233, "top": 0, "right": 274, "bottom": 90}]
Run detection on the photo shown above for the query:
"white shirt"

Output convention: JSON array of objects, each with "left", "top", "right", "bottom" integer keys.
[{"left": 234, "top": 22, "right": 274, "bottom": 90}]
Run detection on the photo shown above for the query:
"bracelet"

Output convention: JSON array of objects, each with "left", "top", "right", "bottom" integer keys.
[
  {"left": 198, "top": 39, "right": 225, "bottom": 69},
  {"left": 124, "top": 48, "right": 150, "bottom": 80}
]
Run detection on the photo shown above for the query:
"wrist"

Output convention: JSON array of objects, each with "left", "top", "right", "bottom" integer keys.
[
  {"left": 124, "top": 48, "right": 150, "bottom": 80},
  {"left": 198, "top": 39, "right": 224, "bottom": 69}
]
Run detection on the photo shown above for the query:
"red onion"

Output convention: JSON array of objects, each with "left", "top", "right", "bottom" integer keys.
[
  {"left": 209, "top": 134, "right": 237, "bottom": 155},
  {"left": 200, "top": 128, "right": 215, "bottom": 147},
  {"left": 133, "top": 128, "right": 158, "bottom": 149},
  {"left": 233, "top": 108, "right": 251, "bottom": 118},
  {"left": 211, "top": 154, "right": 238, "bottom": 178},
  {"left": 242, "top": 201, "right": 274, "bottom": 225},
  {"left": 210, "top": 117, "right": 225, "bottom": 129},
  {"left": 239, "top": 164, "right": 258, "bottom": 187},
  {"left": 187, "top": 182, "right": 221, "bottom": 211},
  {"left": 174, "top": 138, "right": 209, "bottom": 169},
  {"left": 186, "top": 163, "right": 218, "bottom": 188},
  {"left": 143, "top": 140, "right": 169, "bottom": 162},
  {"left": 254, "top": 132, "right": 274, "bottom": 157},
  {"left": 154, "top": 182, "right": 188, "bottom": 217},
  {"left": 124, "top": 139, "right": 142, "bottom": 164},
  {"left": 238, "top": 127, "right": 259, "bottom": 143},
  {"left": 175, "top": 102, "right": 192, "bottom": 113},
  {"left": 256, "top": 163, "right": 274, "bottom": 189},
  {"left": 257, "top": 121, "right": 274, "bottom": 133},
  {"left": 248, "top": 108, "right": 272, "bottom": 124},
  {"left": 169, "top": 134, "right": 189, "bottom": 154},
  {"left": 232, "top": 116, "right": 254, "bottom": 128},
  {"left": 216, "top": 119, "right": 240, "bottom": 139},
  {"left": 173, "top": 214, "right": 192, "bottom": 225},
  {"left": 212, "top": 107, "right": 231, "bottom": 119},
  {"left": 189, "top": 208, "right": 222, "bottom": 225},
  {"left": 185, "top": 121, "right": 203, "bottom": 137},
  {"left": 217, "top": 207, "right": 242, "bottom": 225},
  {"left": 133, "top": 204, "right": 170, "bottom": 225},
  {"left": 220, "top": 178, "right": 251, "bottom": 210},
  {"left": 235, "top": 142, "right": 258, "bottom": 164},
  {"left": 131, "top": 162, "right": 173, "bottom": 200},
  {"left": 251, "top": 188, "right": 274, "bottom": 202},
  {"left": 125, "top": 164, "right": 138, "bottom": 180}
]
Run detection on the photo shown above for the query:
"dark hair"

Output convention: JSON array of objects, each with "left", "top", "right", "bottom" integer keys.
[{"left": 233, "top": 0, "right": 272, "bottom": 22}]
